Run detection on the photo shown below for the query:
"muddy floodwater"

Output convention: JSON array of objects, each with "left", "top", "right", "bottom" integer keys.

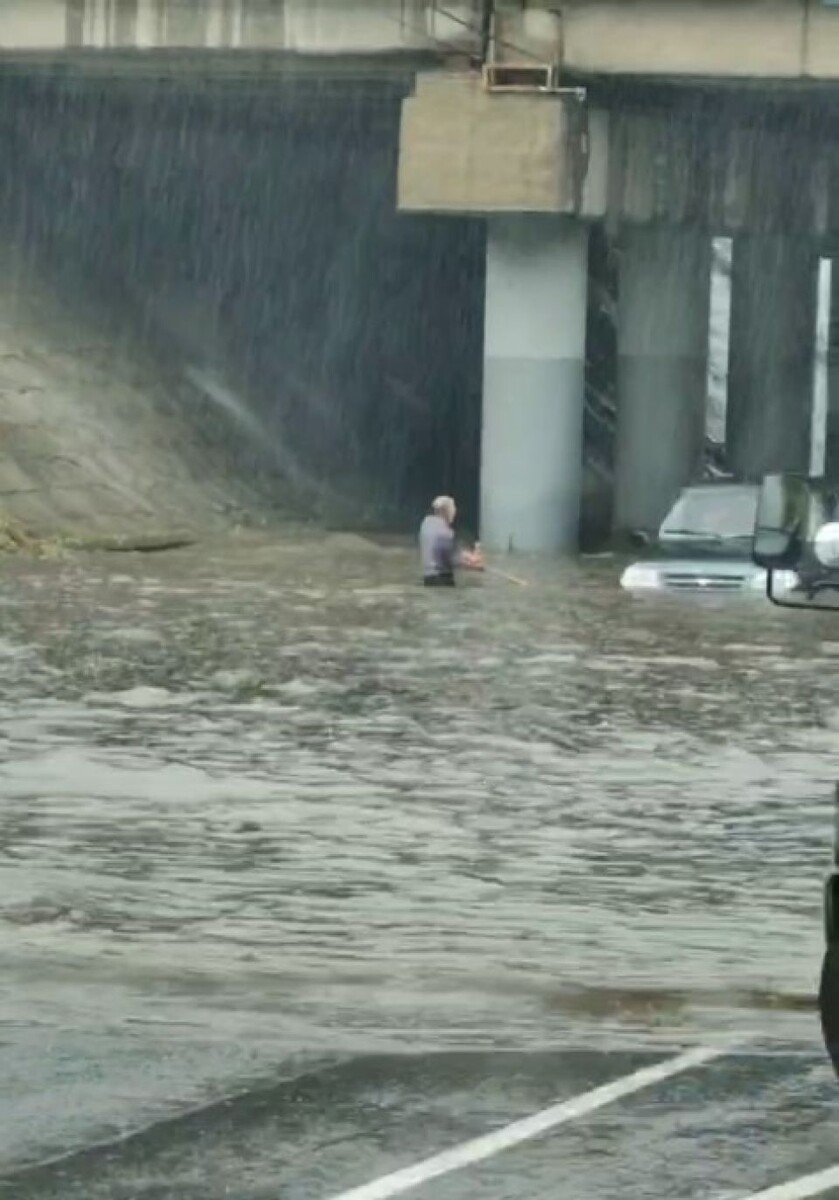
[{"left": 1, "top": 531, "right": 839, "bottom": 1198}]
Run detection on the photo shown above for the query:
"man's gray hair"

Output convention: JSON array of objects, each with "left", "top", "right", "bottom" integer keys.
[{"left": 431, "top": 495, "right": 455, "bottom": 518}]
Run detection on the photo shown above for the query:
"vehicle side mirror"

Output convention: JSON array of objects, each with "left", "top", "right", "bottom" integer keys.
[
  {"left": 753, "top": 473, "right": 839, "bottom": 609},
  {"left": 752, "top": 473, "right": 808, "bottom": 569}
]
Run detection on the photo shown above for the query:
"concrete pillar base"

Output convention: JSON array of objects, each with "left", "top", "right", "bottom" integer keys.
[
  {"left": 828, "top": 255, "right": 839, "bottom": 477},
  {"left": 480, "top": 216, "right": 588, "bottom": 555}
]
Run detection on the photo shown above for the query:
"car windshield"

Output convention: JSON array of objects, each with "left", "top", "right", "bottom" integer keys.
[{"left": 659, "top": 486, "right": 758, "bottom": 542}]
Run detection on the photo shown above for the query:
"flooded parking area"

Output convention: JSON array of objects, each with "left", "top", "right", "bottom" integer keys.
[{"left": 1, "top": 532, "right": 839, "bottom": 1197}]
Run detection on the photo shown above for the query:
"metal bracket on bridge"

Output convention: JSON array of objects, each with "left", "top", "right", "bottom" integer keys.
[{"left": 481, "top": 62, "right": 585, "bottom": 98}]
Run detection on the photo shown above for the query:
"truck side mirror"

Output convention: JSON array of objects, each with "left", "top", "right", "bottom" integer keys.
[
  {"left": 753, "top": 473, "right": 839, "bottom": 609},
  {"left": 752, "top": 473, "right": 808, "bottom": 569}
]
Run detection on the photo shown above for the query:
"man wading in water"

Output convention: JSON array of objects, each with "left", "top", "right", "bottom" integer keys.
[{"left": 419, "top": 496, "right": 485, "bottom": 587}]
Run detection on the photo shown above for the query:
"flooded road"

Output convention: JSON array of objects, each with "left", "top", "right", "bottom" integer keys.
[{"left": 1, "top": 532, "right": 838, "bottom": 1197}]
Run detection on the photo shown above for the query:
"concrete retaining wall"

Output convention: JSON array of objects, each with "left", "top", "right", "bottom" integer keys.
[{"left": 0, "top": 69, "right": 486, "bottom": 537}]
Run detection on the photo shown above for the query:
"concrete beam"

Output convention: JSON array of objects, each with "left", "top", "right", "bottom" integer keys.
[
  {"left": 559, "top": 0, "right": 809, "bottom": 79},
  {"left": 606, "top": 104, "right": 836, "bottom": 237},
  {"left": 807, "top": 3, "right": 839, "bottom": 79},
  {"left": 283, "top": 0, "right": 425, "bottom": 54},
  {"left": 400, "top": 78, "right": 836, "bottom": 236},
  {"left": 2, "top": 0, "right": 839, "bottom": 82},
  {"left": 398, "top": 73, "right": 608, "bottom": 216}
]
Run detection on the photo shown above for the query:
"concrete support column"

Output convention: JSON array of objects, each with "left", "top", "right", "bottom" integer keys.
[
  {"left": 480, "top": 215, "right": 588, "bottom": 555},
  {"left": 726, "top": 236, "right": 818, "bottom": 479},
  {"left": 828, "top": 257, "right": 839, "bottom": 476},
  {"left": 613, "top": 229, "right": 710, "bottom": 535}
]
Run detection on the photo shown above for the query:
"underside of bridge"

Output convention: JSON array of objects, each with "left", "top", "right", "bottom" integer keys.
[{"left": 399, "top": 63, "right": 839, "bottom": 550}]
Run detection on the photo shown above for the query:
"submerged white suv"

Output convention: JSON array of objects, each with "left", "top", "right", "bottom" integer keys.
[{"left": 620, "top": 481, "right": 799, "bottom": 596}]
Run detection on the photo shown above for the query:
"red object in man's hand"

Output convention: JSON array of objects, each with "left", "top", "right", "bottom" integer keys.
[{"left": 461, "top": 547, "right": 486, "bottom": 571}]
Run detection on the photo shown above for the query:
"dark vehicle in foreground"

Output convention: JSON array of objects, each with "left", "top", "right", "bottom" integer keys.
[
  {"left": 753, "top": 472, "right": 839, "bottom": 1077},
  {"left": 621, "top": 480, "right": 799, "bottom": 597}
]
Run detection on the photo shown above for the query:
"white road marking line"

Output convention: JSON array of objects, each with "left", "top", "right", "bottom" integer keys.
[
  {"left": 324, "top": 1041, "right": 735, "bottom": 1200},
  {"left": 736, "top": 1166, "right": 839, "bottom": 1200}
]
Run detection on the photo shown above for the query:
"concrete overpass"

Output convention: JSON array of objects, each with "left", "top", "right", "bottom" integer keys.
[
  {"left": 1, "top": 0, "right": 839, "bottom": 552},
  {"left": 393, "top": 2, "right": 839, "bottom": 550},
  {"left": 1, "top": 2, "right": 838, "bottom": 80}
]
